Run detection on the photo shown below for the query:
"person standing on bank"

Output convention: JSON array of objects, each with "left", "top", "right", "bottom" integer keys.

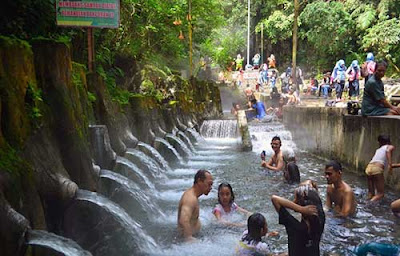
[
  {"left": 178, "top": 169, "right": 213, "bottom": 242},
  {"left": 361, "top": 60, "right": 400, "bottom": 116}
]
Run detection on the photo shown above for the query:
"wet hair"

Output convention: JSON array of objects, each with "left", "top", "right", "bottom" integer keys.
[
  {"left": 294, "top": 187, "right": 325, "bottom": 241},
  {"left": 194, "top": 169, "right": 210, "bottom": 184},
  {"left": 242, "top": 213, "right": 266, "bottom": 245},
  {"left": 217, "top": 183, "right": 235, "bottom": 205},
  {"left": 325, "top": 160, "right": 342, "bottom": 172},
  {"left": 285, "top": 162, "right": 300, "bottom": 184},
  {"left": 271, "top": 136, "right": 281, "bottom": 145},
  {"left": 378, "top": 135, "right": 390, "bottom": 146}
]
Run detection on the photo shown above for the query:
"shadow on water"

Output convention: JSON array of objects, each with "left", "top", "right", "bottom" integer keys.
[{"left": 142, "top": 120, "right": 400, "bottom": 256}]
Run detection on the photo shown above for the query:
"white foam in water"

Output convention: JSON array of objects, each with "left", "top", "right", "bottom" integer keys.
[
  {"left": 203, "top": 138, "right": 241, "bottom": 144},
  {"left": 250, "top": 126, "right": 297, "bottom": 156},
  {"left": 168, "top": 168, "right": 198, "bottom": 176},
  {"left": 184, "top": 160, "right": 221, "bottom": 168},
  {"left": 150, "top": 232, "right": 238, "bottom": 256},
  {"left": 194, "top": 150, "right": 228, "bottom": 155},
  {"left": 190, "top": 155, "right": 234, "bottom": 161},
  {"left": 162, "top": 178, "right": 193, "bottom": 188},
  {"left": 158, "top": 190, "right": 186, "bottom": 201}
]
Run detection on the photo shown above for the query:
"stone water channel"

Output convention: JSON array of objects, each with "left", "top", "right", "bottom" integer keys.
[{"left": 40, "top": 118, "right": 399, "bottom": 256}]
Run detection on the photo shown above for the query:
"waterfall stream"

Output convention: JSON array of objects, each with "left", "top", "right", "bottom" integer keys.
[
  {"left": 26, "top": 230, "right": 92, "bottom": 256},
  {"left": 200, "top": 119, "right": 239, "bottom": 138},
  {"left": 34, "top": 120, "right": 400, "bottom": 256}
]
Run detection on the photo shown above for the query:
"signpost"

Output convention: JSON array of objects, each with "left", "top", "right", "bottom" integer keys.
[{"left": 56, "top": 0, "right": 120, "bottom": 71}]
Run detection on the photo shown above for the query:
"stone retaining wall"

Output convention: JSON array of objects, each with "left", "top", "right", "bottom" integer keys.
[{"left": 283, "top": 106, "right": 400, "bottom": 190}]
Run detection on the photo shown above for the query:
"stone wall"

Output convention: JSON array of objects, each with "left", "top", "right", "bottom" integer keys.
[
  {"left": 0, "top": 37, "right": 222, "bottom": 256},
  {"left": 283, "top": 106, "right": 400, "bottom": 190}
]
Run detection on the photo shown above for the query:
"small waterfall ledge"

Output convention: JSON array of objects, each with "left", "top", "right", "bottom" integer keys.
[{"left": 0, "top": 38, "right": 222, "bottom": 256}]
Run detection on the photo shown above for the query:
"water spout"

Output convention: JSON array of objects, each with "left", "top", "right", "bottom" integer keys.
[
  {"left": 154, "top": 137, "right": 184, "bottom": 165},
  {"left": 54, "top": 173, "right": 78, "bottom": 201},
  {"left": 26, "top": 230, "right": 92, "bottom": 256},
  {"left": 177, "top": 131, "right": 196, "bottom": 152},
  {"left": 0, "top": 195, "right": 30, "bottom": 256},
  {"left": 125, "top": 148, "right": 166, "bottom": 178},
  {"left": 64, "top": 189, "right": 158, "bottom": 255},
  {"left": 137, "top": 142, "right": 172, "bottom": 172},
  {"left": 114, "top": 156, "right": 155, "bottom": 189},
  {"left": 99, "top": 170, "right": 164, "bottom": 223},
  {"left": 165, "top": 134, "right": 192, "bottom": 157},
  {"left": 88, "top": 125, "right": 117, "bottom": 170}
]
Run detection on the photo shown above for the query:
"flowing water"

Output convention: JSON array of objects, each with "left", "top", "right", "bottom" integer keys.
[
  {"left": 200, "top": 120, "right": 239, "bottom": 138},
  {"left": 26, "top": 230, "right": 92, "bottom": 256},
  {"left": 138, "top": 120, "right": 400, "bottom": 256},
  {"left": 59, "top": 119, "right": 400, "bottom": 256}
]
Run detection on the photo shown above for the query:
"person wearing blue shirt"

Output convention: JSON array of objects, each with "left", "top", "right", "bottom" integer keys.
[{"left": 251, "top": 99, "right": 266, "bottom": 119}]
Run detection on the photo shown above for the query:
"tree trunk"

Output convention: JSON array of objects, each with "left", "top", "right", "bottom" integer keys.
[{"left": 292, "top": 0, "right": 299, "bottom": 90}]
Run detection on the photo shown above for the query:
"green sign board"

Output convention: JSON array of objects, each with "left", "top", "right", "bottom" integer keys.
[{"left": 56, "top": 0, "right": 120, "bottom": 28}]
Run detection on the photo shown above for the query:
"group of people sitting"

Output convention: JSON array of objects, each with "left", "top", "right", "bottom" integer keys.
[{"left": 177, "top": 133, "right": 400, "bottom": 255}]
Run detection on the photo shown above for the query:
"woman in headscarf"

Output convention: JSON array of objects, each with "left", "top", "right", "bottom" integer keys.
[
  {"left": 331, "top": 60, "right": 347, "bottom": 101},
  {"left": 346, "top": 60, "right": 361, "bottom": 100}
]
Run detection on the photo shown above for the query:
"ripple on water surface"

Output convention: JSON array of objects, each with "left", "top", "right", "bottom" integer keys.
[{"left": 142, "top": 121, "right": 400, "bottom": 255}]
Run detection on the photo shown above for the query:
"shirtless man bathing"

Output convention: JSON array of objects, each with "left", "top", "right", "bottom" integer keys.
[
  {"left": 261, "top": 136, "right": 285, "bottom": 171},
  {"left": 324, "top": 160, "right": 357, "bottom": 217},
  {"left": 177, "top": 169, "right": 213, "bottom": 242}
]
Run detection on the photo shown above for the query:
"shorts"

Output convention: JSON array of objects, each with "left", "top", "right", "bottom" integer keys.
[{"left": 365, "top": 163, "right": 384, "bottom": 176}]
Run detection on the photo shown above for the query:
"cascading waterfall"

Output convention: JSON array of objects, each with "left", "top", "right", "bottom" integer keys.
[
  {"left": 26, "top": 230, "right": 92, "bottom": 256},
  {"left": 98, "top": 170, "right": 164, "bottom": 223},
  {"left": 114, "top": 156, "right": 155, "bottom": 189},
  {"left": 137, "top": 141, "right": 172, "bottom": 172},
  {"left": 177, "top": 130, "right": 196, "bottom": 152},
  {"left": 200, "top": 120, "right": 239, "bottom": 138},
  {"left": 66, "top": 190, "right": 158, "bottom": 255},
  {"left": 35, "top": 120, "right": 399, "bottom": 256},
  {"left": 125, "top": 148, "right": 166, "bottom": 179},
  {"left": 185, "top": 127, "right": 203, "bottom": 142},
  {"left": 165, "top": 134, "right": 193, "bottom": 157},
  {"left": 154, "top": 137, "right": 184, "bottom": 164}
]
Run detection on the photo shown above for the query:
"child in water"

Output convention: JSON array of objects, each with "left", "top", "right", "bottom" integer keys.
[
  {"left": 213, "top": 183, "right": 252, "bottom": 226},
  {"left": 236, "top": 213, "right": 280, "bottom": 256}
]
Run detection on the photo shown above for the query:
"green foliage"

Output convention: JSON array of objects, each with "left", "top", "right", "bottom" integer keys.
[
  {"left": 257, "top": 11, "right": 293, "bottom": 44},
  {"left": 87, "top": 91, "right": 97, "bottom": 103},
  {"left": 97, "top": 65, "right": 133, "bottom": 107},
  {"left": 25, "top": 81, "right": 43, "bottom": 121},
  {"left": 362, "top": 18, "right": 400, "bottom": 55},
  {"left": 0, "top": 143, "right": 34, "bottom": 203},
  {"left": 198, "top": 28, "right": 246, "bottom": 69},
  {"left": 300, "top": 1, "right": 353, "bottom": 58}
]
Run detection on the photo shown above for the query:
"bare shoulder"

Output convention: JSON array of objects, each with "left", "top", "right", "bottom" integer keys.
[
  {"left": 180, "top": 189, "right": 197, "bottom": 207},
  {"left": 387, "top": 145, "right": 395, "bottom": 151},
  {"left": 343, "top": 182, "right": 354, "bottom": 194},
  {"left": 326, "top": 184, "right": 334, "bottom": 193}
]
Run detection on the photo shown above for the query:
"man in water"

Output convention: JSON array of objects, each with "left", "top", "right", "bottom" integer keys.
[
  {"left": 177, "top": 169, "right": 213, "bottom": 242},
  {"left": 261, "top": 136, "right": 285, "bottom": 171},
  {"left": 324, "top": 160, "right": 356, "bottom": 217}
]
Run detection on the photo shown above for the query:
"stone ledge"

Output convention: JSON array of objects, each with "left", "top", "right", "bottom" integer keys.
[{"left": 283, "top": 106, "right": 400, "bottom": 190}]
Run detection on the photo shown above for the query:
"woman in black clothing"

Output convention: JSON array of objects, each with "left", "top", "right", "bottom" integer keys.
[{"left": 271, "top": 183, "right": 325, "bottom": 256}]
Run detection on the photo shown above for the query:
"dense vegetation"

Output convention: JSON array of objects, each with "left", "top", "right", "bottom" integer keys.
[{"left": 1, "top": 0, "right": 400, "bottom": 78}]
